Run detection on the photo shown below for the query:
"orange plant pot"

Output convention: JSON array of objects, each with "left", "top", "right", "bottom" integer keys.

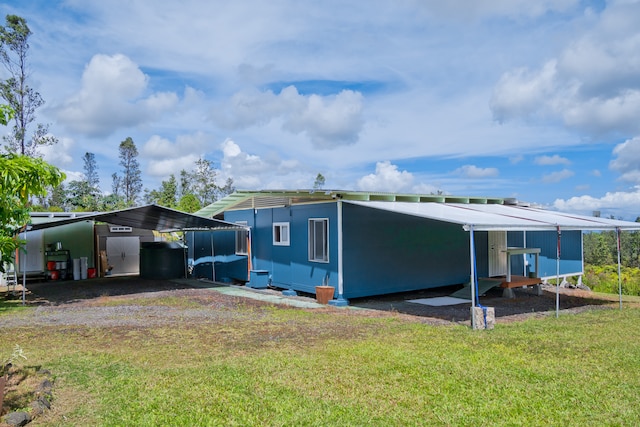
[{"left": 315, "top": 286, "right": 335, "bottom": 304}]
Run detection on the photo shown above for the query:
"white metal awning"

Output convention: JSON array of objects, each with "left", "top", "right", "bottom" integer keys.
[{"left": 345, "top": 201, "right": 640, "bottom": 231}]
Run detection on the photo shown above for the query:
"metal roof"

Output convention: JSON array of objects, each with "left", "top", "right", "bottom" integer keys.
[
  {"left": 347, "top": 201, "right": 640, "bottom": 231},
  {"left": 195, "top": 190, "right": 505, "bottom": 218},
  {"left": 28, "top": 204, "right": 247, "bottom": 232}
]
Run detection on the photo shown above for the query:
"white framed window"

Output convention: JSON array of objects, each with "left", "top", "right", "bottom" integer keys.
[
  {"left": 235, "top": 221, "right": 248, "bottom": 255},
  {"left": 308, "top": 218, "right": 329, "bottom": 263},
  {"left": 273, "top": 222, "right": 290, "bottom": 246}
]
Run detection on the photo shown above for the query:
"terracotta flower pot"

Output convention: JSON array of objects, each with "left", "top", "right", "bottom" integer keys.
[{"left": 315, "top": 286, "right": 335, "bottom": 304}]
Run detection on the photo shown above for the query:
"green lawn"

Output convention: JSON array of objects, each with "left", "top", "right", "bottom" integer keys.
[{"left": 1, "top": 296, "right": 639, "bottom": 426}]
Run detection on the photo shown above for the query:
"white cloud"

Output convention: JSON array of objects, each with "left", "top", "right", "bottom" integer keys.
[
  {"left": 211, "top": 86, "right": 364, "bottom": 149},
  {"left": 39, "top": 136, "right": 74, "bottom": 167},
  {"left": 490, "top": 2, "right": 640, "bottom": 137},
  {"left": 454, "top": 165, "right": 499, "bottom": 178},
  {"left": 534, "top": 154, "right": 571, "bottom": 166},
  {"left": 542, "top": 169, "right": 574, "bottom": 183},
  {"left": 219, "top": 139, "right": 302, "bottom": 189},
  {"left": 55, "top": 54, "right": 179, "bottom": 137},
  {"left": 141, "top": 133, "right": 211, "bottom": 178},
  {"left": 610, "top": 136, "right": 640, "bottom": 183},
  {"left": 553, "top": 185, "right": 640, "bottom": 219},
  {"left": 357, "top": 161, "right": 413, "bottom": 192}
]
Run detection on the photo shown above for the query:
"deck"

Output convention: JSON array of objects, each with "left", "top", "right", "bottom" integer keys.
[{"left": 497, "top": 275, "right": 542, "bottom": 289}]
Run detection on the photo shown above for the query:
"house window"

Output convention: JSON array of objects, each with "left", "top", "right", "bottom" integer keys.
[
  {"left": 273, "top": 222, "right": 290, "bottom": 246},
  {"left": 235, "top": 221, "right": 248, "bottom": 255},
  {"left": 308, "top": 218, "right": 329, "bottom": 263}
]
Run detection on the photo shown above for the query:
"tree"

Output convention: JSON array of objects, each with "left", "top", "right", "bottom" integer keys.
[
  {"left": 145, "top": 174, "right": 178, "bottom": 208},
  {"left": 83, "top": 152, "right": 99, "bottom": 190},
  {"left": 0, "top": 150, "right": 65, "bottom": 270},
  {"left": 0, "top": 15, "right": 56, "bottom": 155},
  {"left": 113, "top": 137, "right": 142, "bottom": 207},
  {"left": 67, "top": 152, "right": 101, "bottom": 211},
  {"left": 177, "top": 193, "right": 202, "bottom": 213},
  {"left": 313, "top": 173, "right": 326, "bottom": 190}
]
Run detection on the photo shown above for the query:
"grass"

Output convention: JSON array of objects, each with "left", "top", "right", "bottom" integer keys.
[{"left": 1, "top": 295, "right": 639, "bottom": 426}]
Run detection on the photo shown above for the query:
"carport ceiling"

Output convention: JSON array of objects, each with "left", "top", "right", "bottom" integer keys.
[{"left": 28, "top": 204, "right": 246, "bottom": 232}]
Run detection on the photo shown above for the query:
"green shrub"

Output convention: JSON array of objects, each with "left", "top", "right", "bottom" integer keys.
[{"left": 583, "top": 264, "right": 640, "bottom": 296}]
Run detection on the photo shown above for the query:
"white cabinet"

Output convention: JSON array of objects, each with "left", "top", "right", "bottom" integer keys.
[
  {"left": 18, "top": 230, "right": 44, "bottom": 273},
  {"left": 106, "top": 236, "right": 140, "bottom": 276},
  {"left": 488, "top": 231, "right": 507, "bottom": 277}
]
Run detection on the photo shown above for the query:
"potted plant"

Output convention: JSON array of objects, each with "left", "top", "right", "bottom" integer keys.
[{"left": 1, "top": 345, "right": 27, "bottom": 414}]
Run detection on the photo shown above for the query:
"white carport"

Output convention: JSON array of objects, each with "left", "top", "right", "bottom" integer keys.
[{"left": 346, "top": 201, "right": 640, "bottom": 327}]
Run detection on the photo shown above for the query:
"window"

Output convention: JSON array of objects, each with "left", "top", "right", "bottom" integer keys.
[
  {"left": 235, "top": 221, "right": 248, "bottom": 255},
  {"left": 273, "top": 222, "right": 290, "bottom": 246},
  {"left": 308, "top": 218, "right": 329, "bottom": 262}
]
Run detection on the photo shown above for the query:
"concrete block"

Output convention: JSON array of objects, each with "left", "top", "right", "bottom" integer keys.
[{"left": 471, "top": 306, "right": 495, "bottom": 330}]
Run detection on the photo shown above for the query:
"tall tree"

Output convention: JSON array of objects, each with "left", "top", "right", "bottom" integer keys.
[
  {"left": 67, "top": 152, "right": 101, "bottom": 211},
  {"left": 0, "top": 15, "right": 56, "bottom": 155},
  {"left": 83, "top": 152, "right": 99, "bottom": 189},
  {"left": 190, "top": 158, "right": 218, "bottom": 206},
  {"left": 113, "top": 137, "right": 142, "bottom": 207}
]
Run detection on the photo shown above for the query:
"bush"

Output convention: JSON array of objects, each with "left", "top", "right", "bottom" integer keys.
[{"left": 583, "top": 264, "right": 640, "bottom": 296}]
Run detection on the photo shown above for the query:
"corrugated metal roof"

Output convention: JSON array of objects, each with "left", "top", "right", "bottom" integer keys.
[
  {"left": 29, "top": 204, "right": 247, "bottom": 232},
  {"left": 195, "top": 190, "right": 639, "bottom": 231},
  {"left": 195, "top": 190, "right": 505, "bottom": 218},
  {"left": 347, "top": 201, "right": 640, "bottom": 231}
]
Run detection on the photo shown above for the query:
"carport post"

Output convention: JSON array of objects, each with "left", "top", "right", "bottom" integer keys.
[
  {"left": 616, "top": 227, "right": 622, "bottom": 310},
  {"left": 469, "top": 225, "right": 477, "bottom": 329},
  {"left": 556, "top": 226, "right": 561, "bottom": 318}
]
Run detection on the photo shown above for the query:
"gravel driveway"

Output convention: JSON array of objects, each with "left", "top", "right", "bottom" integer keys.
[{"left": 2, "top": 276, "right": 622, "bottom": 327}]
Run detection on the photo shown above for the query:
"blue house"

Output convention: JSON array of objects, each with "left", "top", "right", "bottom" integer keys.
[{"left": 191, "top": 190, "right": 640, "bottom": 304}]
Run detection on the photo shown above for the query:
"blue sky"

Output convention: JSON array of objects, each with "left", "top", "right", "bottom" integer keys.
[{"left": 2, "top": 0, "right": 640, "bottom": 219}]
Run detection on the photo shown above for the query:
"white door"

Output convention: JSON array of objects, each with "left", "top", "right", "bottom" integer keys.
[
  {"left": 18, "top": 230, "right": 44, "bottom": 273},
  {"left": 106, "top": 236, "right": 140, "bottom": 276},
  {"left": 488, "top": 231, "right": 507, "bottom": 277}
]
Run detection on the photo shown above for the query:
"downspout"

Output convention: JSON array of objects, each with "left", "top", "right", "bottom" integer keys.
[{"left": 329, "top": 200, "right": 348, "bottom": 306}]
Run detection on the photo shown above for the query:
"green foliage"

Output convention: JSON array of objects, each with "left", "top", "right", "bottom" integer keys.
[
  {"left": 0, "top": 152, "right": 65, "bottom": 270},
  {"left": 583, "top": 228, "right": 640, "bottom": 268},
  {"left": 145, "top": 158, "right": 233, "bottom": 211},
  {"left": 582, "top": 264, "right": 640, "bottom": 296},
  {"left": 313, "top": 172, "right": 326, "bottom": 189},
  {"left": 177, "top": 193, "right": 202, "bottom": 213},
  {"left": 145, "top": 174, "right": 178, "bottom": 208}
]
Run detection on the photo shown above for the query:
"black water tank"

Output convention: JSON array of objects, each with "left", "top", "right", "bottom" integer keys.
[{"left": 139, "top": 242, "right": 186, "bottom": 279}]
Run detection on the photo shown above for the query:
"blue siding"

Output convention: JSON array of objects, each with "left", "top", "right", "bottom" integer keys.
[
  {"left": 342, "top": 204, "right": 470, "bottom": 298},
  {"left": 187, "top": 230, "right": 248, "bottom": 282},
  {"left": 525, "top": 230, "right": 583, "bottom": 277},
  {"left": 507, "top": 231, "right": 526, "bottom": 275},
  {"left": 226, "top": 203, "right": 339, "bottom": 296}
]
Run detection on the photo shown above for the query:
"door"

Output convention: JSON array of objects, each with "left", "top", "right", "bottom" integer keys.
[
  {"left": 488, "top": 231, "right": 507, "bottom": 277},
  {"left": 106, "top": 236, "right": 140, "bottom": 276},
  {"left": 18, "top": 230, "right": 44, "bottom": 273}
]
